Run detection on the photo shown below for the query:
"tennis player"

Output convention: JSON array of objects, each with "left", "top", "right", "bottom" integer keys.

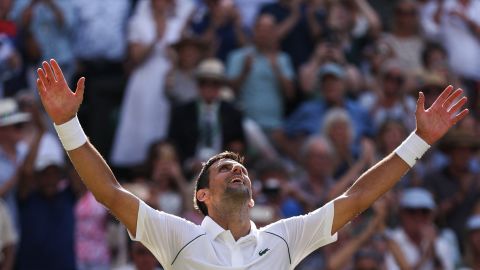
[{"left": 36, "top": 59, "right": 468, "bottom": 269}]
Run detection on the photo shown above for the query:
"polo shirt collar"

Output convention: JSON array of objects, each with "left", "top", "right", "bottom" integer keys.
[{"left": 201, "top": 216, "right": 258, "bottom": 243}]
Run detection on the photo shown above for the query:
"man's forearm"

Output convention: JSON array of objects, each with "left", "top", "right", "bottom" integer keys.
[
  {"left": 67, "top": 142, "right": 139, "bottom": 234},
  {"left": 332, "top": 152, "right": 410, "bottom": 233}
]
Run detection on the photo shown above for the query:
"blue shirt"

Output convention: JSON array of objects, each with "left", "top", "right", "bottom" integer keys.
[
  {"left": 17, "top": 187, "right": 76, "bottom": 270},
  {"left": 226, "top": 46, "right": 294, "bottom": 131},
  {"left": 11, "top": 0, "right": 75, "bottom": 65},
  {"left": 284, "top": 98, "right": 373, "bottom": 140}
]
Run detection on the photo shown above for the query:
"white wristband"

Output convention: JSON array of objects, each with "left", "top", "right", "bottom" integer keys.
[
  {"left": 53, "top": 115, "right": 88, "bottom": 151},
  {"left": 394, "top": 132, "right": 430, "bottom": 167}
]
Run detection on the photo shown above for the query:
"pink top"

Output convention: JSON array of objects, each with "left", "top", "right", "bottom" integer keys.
[{"left": 75, "top": 192, "right": 110, "bottom": 265}]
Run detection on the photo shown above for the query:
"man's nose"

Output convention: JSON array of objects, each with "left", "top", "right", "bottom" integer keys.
[{"left": 232, "top": 164, "right": 242, "bottom": 174}]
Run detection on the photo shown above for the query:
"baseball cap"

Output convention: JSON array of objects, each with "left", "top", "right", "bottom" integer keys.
[
  {"left": 318, "top": 63, "right": 345, "bottom": 80},
  {"left": 0, "top": 98, "right": 30, "bottom": 127},
  {"left": 399, "top": 188, "right": 436, "bottom": 210},
  {"left": 195, "top": 58, "right": 226, "bottom": 82},
  {"left": 466, "top": 215, "right": 480, "bottom": 231},
  {"left": 34, "top": 133, "right": 65, "bottom": 171}
]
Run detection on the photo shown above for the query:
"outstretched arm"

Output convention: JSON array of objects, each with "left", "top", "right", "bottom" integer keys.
[
  {"left": 36, "top": 59, "right": 140, "bottom": 235},
  {"left": 331, "top": 86, "right": 468, "bottom": 234}
]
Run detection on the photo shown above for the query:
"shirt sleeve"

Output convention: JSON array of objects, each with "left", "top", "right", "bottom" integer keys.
[
  {"left": 264, "top": 201, "right": 337, "bottom": 266},
  {"left": 128, "top": 200, "right": 199, "bottom": 266}
]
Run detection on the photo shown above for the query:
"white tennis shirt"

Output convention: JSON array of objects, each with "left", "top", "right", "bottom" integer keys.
[{"left": 130, "top": 200, "right": 337, "bottom": 270}]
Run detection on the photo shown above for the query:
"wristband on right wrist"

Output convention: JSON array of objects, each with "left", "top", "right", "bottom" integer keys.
[
  {"left": 53, "top": 115, "right": 88, "bottom": 151},
  {"left": 394, "top": 132, "right": 430, "bottom": 167}
]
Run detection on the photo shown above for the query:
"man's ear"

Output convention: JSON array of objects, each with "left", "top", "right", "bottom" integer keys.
[
  {"left": 196, "top": 189, "right": 209, "bottom": 202},
  {"left": 248, "top": 198, "right": 255, "bottom": 208}
]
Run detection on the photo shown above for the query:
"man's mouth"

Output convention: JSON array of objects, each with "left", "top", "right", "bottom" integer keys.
[{"left": 229, "top": 177, "right": 244, "bottom": 184}]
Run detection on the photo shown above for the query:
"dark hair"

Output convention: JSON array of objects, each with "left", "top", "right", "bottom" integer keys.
[
  {"left": 193, "top": 151, "right": 244, "bottom": 216},
  {"left": 421, "top": 41, "right": 447, "bottom": 68}
]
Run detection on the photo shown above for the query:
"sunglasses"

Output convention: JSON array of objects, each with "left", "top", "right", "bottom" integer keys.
[
  {"left": 396, "top": 9, "right": 417, "bottom": 16},
  {"left": 198, "top": 79, "right": 223, "bottom": 88},
  {"left": 384, "top": 73, "right": 404, "bottom": 85},
  {"left": 404, "top": 208, "right": 431, "bottom": 215}
]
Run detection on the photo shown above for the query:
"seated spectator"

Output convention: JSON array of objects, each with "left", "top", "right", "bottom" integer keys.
[
  {"left": 461, "top": 215, "right": 480, "bottom": 270},
  {"left": 16, "top": 132, "right": 78, "bottom": 270},
  {"left": 227, "top": 13, "right": 295, "bottom": 134},
  {"left": 188, "top": 0, "right": 247, "bottom": 61},
  {"left": 111, "top": 0, "right": 191, "bottom": 168},
  {"left": 169, "top": 58, "right": 245, "bottom": 170},
  {"left": 165, "top": 37, "right": 206, "bottom": 106},
  {"left": 423, "top": 129, "right": 480, "bottom": 249},
  {"left": 278, "top": 63, "right": 371, "bottom": 162},
  {"left": 385, "top": 188, "right": 458, "bottom": 270},
  {"left": 0, "top": 198, "right": 16, "bottom": 270}
]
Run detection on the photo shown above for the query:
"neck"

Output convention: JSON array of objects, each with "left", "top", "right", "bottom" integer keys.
[{"left": 209, "top": 200, "right": 251, "bottom": 240}]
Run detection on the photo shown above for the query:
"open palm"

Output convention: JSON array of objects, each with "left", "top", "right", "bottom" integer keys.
[
  {"left": 36, "top": 59, "right": 85, "bottom": 125},
  {"left": 415, "top": 85, "right": 469, "bottom": 145}
]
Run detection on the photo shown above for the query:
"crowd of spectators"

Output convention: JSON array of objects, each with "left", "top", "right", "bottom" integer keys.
[{"left": 0, "top": 0, "right": 480, "bottom": 269}]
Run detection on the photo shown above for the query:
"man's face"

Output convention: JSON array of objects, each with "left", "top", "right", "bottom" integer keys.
[
  {"left": 401, "top": 208, "right": 433, "bottom": 238},
  {"left": 198, "top": 78, "right": 222, "bottom": 104},
  {"left": 321, "top": 75, "right": 345, "bottom": 104},
  {"left": 200, "top": 159, "right": 253, "bottom": 209},
  {"left": 0, "top": 123, "right": 24, "bottom": 145},
  {"left": 253, "top": 15, "right": 276, "bottom": 48}
]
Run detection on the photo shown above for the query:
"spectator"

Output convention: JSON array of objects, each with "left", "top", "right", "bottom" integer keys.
[
  {"left": 0, "top": 198, "right": 16, "bottom": 270},
  {"left": 359, "top": 60, "right": 416, "bottom": 131},
  {"left": 112, "top": 0, "right": 191, "bottom": 168},
  {"left": 461, "top": 215, "right": 480, "bottom": 270},
  {"left": 0, "top": 98, "right": 30, "bottom": 231},
  {"left": 385, "top": 188, "right": 457, "bottom": 270},
  {"left": 423, "top": 129, "right": 480, "bottom": 249},
  {"left": 259, "top": 0, "right": 326, "bottom": 69},
  {"left": 165, "top": 37, "right": 206, "bottom": 106},
  {"left": 70, "top": 164, "right": 111, "bottom": 270},
  {"left": 188, "top": 0, "right": 247, "bottom": 62},
  {"left": 12, "top": 0, "right": 75, "bottom": 84},
  {"left": 227, "top": 13, "right": 295, "bottom": 134},
  {"left": 322, "top": 108, "right": 375, "bottom": 178},
  {"left": 279, "top": 63, "right": 371, "bottom": 162},
  {"left": 169, "top": 58, "right": 245, "bottom": 168},
  {"left": 421, "top": 0, "right": 480, "bottom": 88},
  {"left": 144, "top": 141, "right": 191, "bottom": 217},
  {"left": 71, "top": 0, "right": 131, "bottom": 161},
  {"left": 114, "top": 241, "right": 163, "bottom": 270},
  {"left": 380, "top": 0, "right": 425, "bottom": 72},
  {"left": 16, "top": 132, "right": 78, "bottom": 270}
]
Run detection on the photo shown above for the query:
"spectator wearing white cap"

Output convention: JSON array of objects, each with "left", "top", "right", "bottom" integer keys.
[
  {"left": 16, "top": 132, "right": 81, "bottom": 270},
  {"left": 460, "top": 215, "right": 480, "bottom": 270},
  {"left": 385, "top": 187, "right": 458, "bottom": 270},
  {"left": 0, "top": 98, "right": 30, "bottom": 231}
]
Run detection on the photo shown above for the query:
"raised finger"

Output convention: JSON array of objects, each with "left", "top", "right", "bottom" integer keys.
[
  {"left": 451, "top": 108, "right": 469, "bottom": 125},
  {"left": 442, "top": 88, "right": 463, "bottom": 108},
  {"left": 42, "top": 61, "right": 56, "bottom": 82},
  {"left": 50, "top": 59, "right": 65, "bottom": 83},
  {"left": 37, "top": 68, "right": 47, "bottom": 85},
  {"left": 36, "top": 78, "right": 46, "bottom": 95},
  {"left": 432, "top": 85, "right": 453, "bottom": 107},
  {"left": 448, "top": 96, "right": 467, "bottom": 114}
]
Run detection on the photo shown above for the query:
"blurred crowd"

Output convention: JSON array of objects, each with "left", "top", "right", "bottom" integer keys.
[{"left": 0, "top": 0, "right": 480, "bottom": 269}]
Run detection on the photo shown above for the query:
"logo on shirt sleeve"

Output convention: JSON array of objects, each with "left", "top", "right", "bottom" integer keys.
[{"left": 259, "top": 248, "right": 270, "bottom": 256}]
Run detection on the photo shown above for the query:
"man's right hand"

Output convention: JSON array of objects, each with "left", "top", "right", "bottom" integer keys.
[{"left": 36, "top": 59, "right": 85, "bottom": 125}]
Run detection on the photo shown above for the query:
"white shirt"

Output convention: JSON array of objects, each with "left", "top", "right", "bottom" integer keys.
[
  {"left": 385, "top": 228, "right": 454, "bottom": 270},
  {"left": 129, "top": 200, "right": 337, "bottom": 270},
  {"left": 421, "top": 0, "right": 480, "bottom": 80}
]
